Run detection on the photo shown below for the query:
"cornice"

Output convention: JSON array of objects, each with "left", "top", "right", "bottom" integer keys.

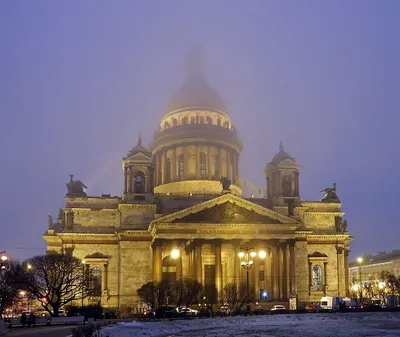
[
  {"left": 304, "top": 212, "right": 344, "bottom": 217},
  {"left": 118, "top": 204, "right": 156, "bottom": 210}
]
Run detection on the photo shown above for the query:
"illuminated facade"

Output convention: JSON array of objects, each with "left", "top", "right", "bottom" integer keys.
[{"left": 44, "top": 54, "right": 352, "bottom": 310}]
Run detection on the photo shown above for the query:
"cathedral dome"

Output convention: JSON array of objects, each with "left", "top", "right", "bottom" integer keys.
[
  {"left": 165, "top": 75, "right": 227, "bottom": 113},
  {"left": 164, "top": 47, "right": 227, "bottom": 114}
]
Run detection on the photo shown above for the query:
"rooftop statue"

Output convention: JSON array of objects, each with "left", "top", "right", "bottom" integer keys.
[
  {"left": 220, "top": 177, "right": 231, "bottom": 191},
  {"left": 66, "top": 174, "right": 87, "bottom": 197},
  {"left": 321, "top": 183, "right": 340, "bottom": 203}
]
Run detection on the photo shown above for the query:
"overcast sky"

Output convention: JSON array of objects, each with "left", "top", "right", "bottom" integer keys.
[{"left": 1, "top": 0, "right": 399, "bottom": 261}]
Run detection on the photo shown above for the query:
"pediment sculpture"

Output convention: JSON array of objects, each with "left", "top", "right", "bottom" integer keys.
[{"left": 173, "top": 201, "right": 282, "bottom": 224}]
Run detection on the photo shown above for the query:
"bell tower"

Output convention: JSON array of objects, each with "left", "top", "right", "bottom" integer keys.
[
  {"left": 122, "top": 135, "right": 154, "bottom": 201},
  {"left": 265, "top": 142, "right": 301, "bottom": 213}
]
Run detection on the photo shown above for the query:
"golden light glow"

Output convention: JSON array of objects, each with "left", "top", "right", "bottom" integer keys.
[
  {"left": 20, "top": 291, "right": 26, "bottom": 296},
  {"left": 0, "top": 255, "right": 7, "bottom": 262},
  {"left": 238, "top": 252, "right": 245, "bottom": 258},
  {"left": 258, "top": 250, "right": 267, "bottom": 259},
  {"left": 82, "top": 260, "right": 86, "bottom": 264},
  {"left": 27, "top": 264, "right": 32, "bottom": 270},
  {"left": 357, "top": 257, "right": 363, "bottom": 264},
  {"left": 379, "top": 282, "right": 386, "bottom": 289},
  {"left": 352, "top": 284, "right": 360, "bottom": 291},
  {"left": 171, "top": 249, "right": 180, "bottom": 259},
  {"left": 250, "top": 251, "right": 257, "bottom": 258}
]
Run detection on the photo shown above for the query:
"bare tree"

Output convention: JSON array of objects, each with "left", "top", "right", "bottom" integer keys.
[
  {"left": 23, "top": 254, "right": 91, "bottom": 317},
  {"left": 174, "top": 278, "right": 203, "bottom": 308},
  {"left": 0, "top": 261, "right": 26, "bottom": 318},
  {"left": 223, "top": 282, "right": 250, "bottom": 315},
  {"left": 137, "top": 282, "right": 158, "bottom": 310}
]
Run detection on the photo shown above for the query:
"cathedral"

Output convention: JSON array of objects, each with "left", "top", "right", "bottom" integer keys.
[{"left": 44, "top": 54, "right": 352, "bottom": 311}]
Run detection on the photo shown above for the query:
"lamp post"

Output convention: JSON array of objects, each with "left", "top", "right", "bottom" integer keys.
[
  {"left": 357, "top": 257, "right": 363, "bottom": 306},
  {"left": 0, "top": 251, "right": 8, "bottom": 270},
  {"left": 238, "top": 248, "right": 266, "bottom": 301}
]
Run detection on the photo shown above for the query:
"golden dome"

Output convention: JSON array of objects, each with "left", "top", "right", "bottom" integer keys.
[{"left": 165, "top": 74, "right": 227, "bottom": 113}]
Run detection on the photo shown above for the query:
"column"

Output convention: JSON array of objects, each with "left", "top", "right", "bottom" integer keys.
[
  {"left": 215, "top": 242, "right": 222, "bottom": 299},
  {"left": 123, "top": 168, "right": 127, "bottom": 194},
  {"left": 279, "top": 245, "right": 284, "bottom": 300},
  {"left": 161, "top": 152, "right": 167, "bottom": 184},
  {"left": 227, "top": 150, "right": 232, "bottom": 181},
  {"left": 153, "top": 242, "right": 162, "bottom": 282},
  {"left": 218, "top": 148, "right": 222, "bottom": 179},
  {"left": 337, "top": 246, "right": 345, "bottom": 296},
  {"left": 127, "top": 167, "right": 133, "bottom": 193},
  {"left": 294, "top": 171, "right": 300, "bottom": 196},
  {"left": 184, "top": 146, "right": 189, "bottom": 178},
  {"left": 176, "top": 253, "right": 183, "bottom": 280},
  {"left": 323, "top": 262, "right": 328, "bottom": 295},
  {"left": 207, "top": 145, "right": 212, "bottom": 179},
  {"left": 271, "top": 244, "right": 279, "bottom": 300},
  {"left": 236, "top": 154, "right": 240, "bottom": 179},
  {"left": 232, "top": 152, "right": 237, "bottom": 182},
  {"left": 102, "top": 264, "right": 108, "bottom": 291},
  {"left": 195, "top": 241, "right": 203, "bottom": 283},
  {"left": 172, "top": 148, "right": 177, "bottom": 182},
  {"left": 156, "top": 154, "right": 161, "bottom": 185},
  {"left": 344, "top": 248, "right": 350, "bottom": 297},
  {"left": 195, "top": 145, "right": 200, "bottom": 179},
  {"left": 254, "top": 256, "right": 260, "bottom": 300},
  {"left": 285, "top": 243, "right": 291, "bottom": 299},
  {"left": 233, "top": 241, "right": 240, "bottom": 284},
  {"left": 308, "top": 262, "right": 312, "bottom": 292},
  {"left": 289, "top": 242, "right": 296, "bottom": 295},
  {"left": 265, "top": 246, "right": 272, "bottom": 295}
]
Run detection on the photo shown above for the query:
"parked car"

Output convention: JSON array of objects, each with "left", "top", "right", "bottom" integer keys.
[{"left": 270, "top": 305, "right": 286, "bottom": 314}]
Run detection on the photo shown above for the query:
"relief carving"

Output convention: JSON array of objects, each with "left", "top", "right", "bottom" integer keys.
[{"left": 172, "top": 201, "right": 281, "bottom": 224}]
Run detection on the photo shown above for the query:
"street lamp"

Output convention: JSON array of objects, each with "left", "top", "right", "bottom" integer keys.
[
  {"left": 357, "top": 257, "right": 363, "bottom": 305},
  {"left": 238, "top": 247, "right": 266, "bottom": 301},
  {"left": 0, "top": 251, "right": 8, "bottom": 270}
]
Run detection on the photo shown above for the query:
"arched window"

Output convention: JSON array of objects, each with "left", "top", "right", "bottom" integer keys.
[
  {"left": 133, "top": 171, "right": 145, "bottom": 193},
  {"left": 90, "top": 267, "right": 102, "bottom": 296},
  {"left": 282, "top": 175, "right": 293, "bottom": 197},
  {"left": 172, "top": 118, "right": 178, "bottom": 126},
  {"left": 200, "top": 116, "right": 205, "bottom": 124},
  {"left": 199, "top": 152, "right": 207, "bottom": 178},
  {"left": 214, "top": 155, "right": 219, "bottom": 178},
  {"left": 190, "top": 116, "right": 195, "bottom": 124},
  {"left": 166, "top": 157, "right": 172, "bottom": 183},
  {"left": 312, "top": 265, "right": 323, "bottom": 291},
  {"left": 206, "top": 116, "right": 213, "bottom": 124},
  {"left": 196, "top": 116, "right": 200, "bottom": 124},
  {"left": 182, "top": 116, "right": 188, "bottom": 125},
  {"left": 178, "top": 154, "right": 184, "bottom": 180},
  {"left": 217, "top": 118, "right": 221, "bottom": 126}
]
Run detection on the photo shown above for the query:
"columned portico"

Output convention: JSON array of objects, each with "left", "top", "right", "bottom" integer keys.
[{"left": 151, "top": 236, "right": 297, "bottom": 302}]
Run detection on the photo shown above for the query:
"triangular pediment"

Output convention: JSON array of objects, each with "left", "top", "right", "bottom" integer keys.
[
  {"left": 277, "top": 158, "right": 300, "bottom": 168},
  {"left": 152, "top": 193, "right": 299, "bottom": 225},
  {"left": 125, "top": 152, "right": 152, "bottom": 162}
]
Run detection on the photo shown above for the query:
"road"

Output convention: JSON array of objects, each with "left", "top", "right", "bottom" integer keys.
[{"left": 6, "top": 325, "right": 76, "bottom": 337}]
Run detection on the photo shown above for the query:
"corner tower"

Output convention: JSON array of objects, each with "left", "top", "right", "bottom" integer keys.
[
  {"left": 265, "top": 142, "right": 301, "bottom": 209},
  {"left": 149, "top": 50, "right": 243, "bottom": 196}
]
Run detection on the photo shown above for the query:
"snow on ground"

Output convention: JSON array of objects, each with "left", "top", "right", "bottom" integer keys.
[{"left": 98, "top": 312, "right": 400, "bottom": 337}]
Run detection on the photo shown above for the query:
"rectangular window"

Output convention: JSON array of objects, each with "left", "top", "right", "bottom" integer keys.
[{"left": 259, "top": 270, "right": 265, "bottom": 281}]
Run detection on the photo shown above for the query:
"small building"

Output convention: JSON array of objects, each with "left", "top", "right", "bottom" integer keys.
[{"left": 349, "top": 250, "right": 400, "bottom": 282}]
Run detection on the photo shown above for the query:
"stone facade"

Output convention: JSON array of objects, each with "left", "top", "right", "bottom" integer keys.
[{"left": 43, "top": 56, "right": 352, "bottom": 310}]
